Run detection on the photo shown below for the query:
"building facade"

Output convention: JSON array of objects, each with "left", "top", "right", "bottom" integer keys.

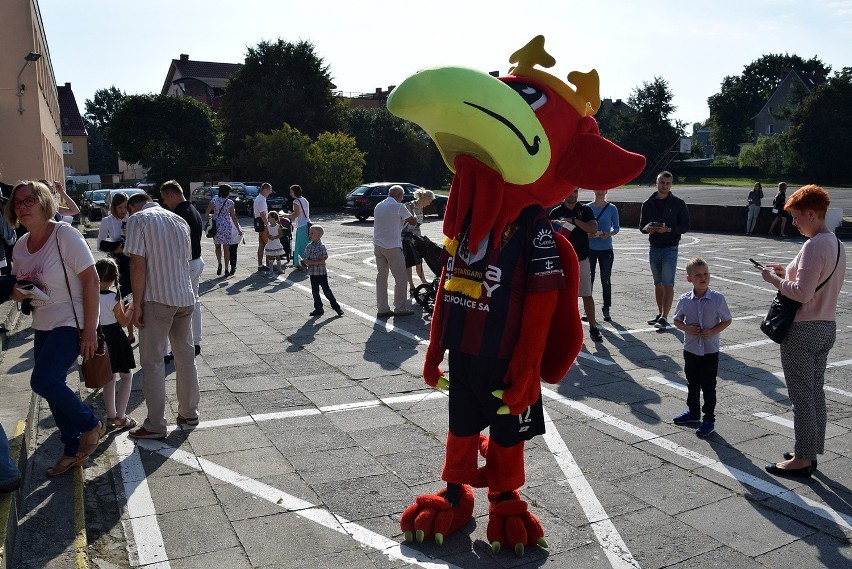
[
  {"left": 0, "top": 0, "right": 63, "bottom": 186},
  {"left": 57, "top": 82, "right": 89, "bottom": 176}
]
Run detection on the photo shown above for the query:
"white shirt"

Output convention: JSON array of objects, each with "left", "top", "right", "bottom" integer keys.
[
  {"left": 253, "top": 193, "right": 268, "bottom": 219},
  {"left": 293, "top": 197, "right": 311, "bottom": 229},
  {"left": 97, "top": 214, "right": 126, "bottom": 245},
  {"left": 373, "top": 197, "right": 412, "bottom": 249},
  {"left": 99, "top": 291, "right": 119, "bottom": 325},
  {"left": 13, "top": 222, "right": 96, "bottom": 330}
]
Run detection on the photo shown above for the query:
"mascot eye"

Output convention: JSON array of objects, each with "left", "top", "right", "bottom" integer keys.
[{"left": 507, "top": 82, "right": 547, "bottom": 111}]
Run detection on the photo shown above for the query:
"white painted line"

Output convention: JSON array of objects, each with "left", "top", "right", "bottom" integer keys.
[
  {"left": 753, "top": 412, "right": 794, "bottom": 429},
  {"left": 827, "top": 359, "right": 852, "bottom": 369},
  {"left": 824, "top": 385, "right": 852, "bottom": 398},
  {"left": 577, "top": 351, "right": 617, "bottom": 366},
  {"left": 114, "top": 434, "right": 170, "bottom": 567},
  {"left": 721, "top": 338, "right": 776, "bottom": 352},
  {"left": 337, "top": 274, "right": 355, "bottom": 279},
  {"left": 358, "top": 281, "right": 376, "bottom": 287},
  {"left": 645, "top": 375, "right": 688, "bottom": 392},
  {"left": 542, "top": 410, "right": 639, "bottom": 569},
  {"left": 137, "top": 440, "right": 465, "bottom": 569},
  {"left": 540, "top": 387, "right": 852, "bottom": 531}
]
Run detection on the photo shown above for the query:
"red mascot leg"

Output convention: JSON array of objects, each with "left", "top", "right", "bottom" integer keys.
[
  {"left": 400, "top": 433, "right": 480, "bottom": 545},
  {"left": 485, "top": 440, "right": 547, "bottom": 556}
]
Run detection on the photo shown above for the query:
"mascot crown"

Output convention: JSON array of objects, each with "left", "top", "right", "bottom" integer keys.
[{"left": 508, "top": 35, "right": 601, "bottom": 118}]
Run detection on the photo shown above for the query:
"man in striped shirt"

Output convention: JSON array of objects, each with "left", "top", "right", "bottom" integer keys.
[{"left": 124, "top": 193, "right": 199, "bottom": 439}]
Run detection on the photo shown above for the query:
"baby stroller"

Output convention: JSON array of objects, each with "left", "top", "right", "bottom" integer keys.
[
  {"left": 411, "top": 234, "right": 445, "bottom": 313},
  {"left": 278, "top": 217, "right": 293, "bottom": 263}
]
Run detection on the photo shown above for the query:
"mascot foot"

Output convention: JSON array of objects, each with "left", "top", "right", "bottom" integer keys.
[
  {"left": 400, "top": 484, "right": 475, "bottom": 546},
  {"left": 487, "top": 491, "right": 548, "bottom": 556}
]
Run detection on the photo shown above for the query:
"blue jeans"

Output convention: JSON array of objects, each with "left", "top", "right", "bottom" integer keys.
[
  {"left": 0, "top": 423, "right": 20, "bottom": 484},
  {"left": 33, "top": 327, "right": 98, "bottom": 457},
  {"left": 649, "top": 245, "right": 678, "bottom": 286},
  {"left": 588, "top": 249, "right": 614, "bottom": 309}
]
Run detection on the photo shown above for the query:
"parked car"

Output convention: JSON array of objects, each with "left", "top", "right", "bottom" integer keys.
[
  {"left": 99, "top": 188, "right": 148, "bottom": 219},
  {"left": 342, "top": 182, "right": 447, "bottom": 221},
  {"left": 235, "top": 184, "right": 286, "bottom": 216},
  {"left": 189, "top": 186, "right": 218, "bottom": 214},
  {"left": 82, "top": 189, "right": 110, "bottom": 220}
]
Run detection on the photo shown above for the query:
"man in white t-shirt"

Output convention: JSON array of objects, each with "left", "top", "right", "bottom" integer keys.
[
  {"left": 373, "top": 185, "right": 417, "bottom": 317},
  {"left": 254, "top": 183, "right": 272, "bottom": 272}
]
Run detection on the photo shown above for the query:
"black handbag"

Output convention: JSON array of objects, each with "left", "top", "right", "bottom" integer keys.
[
  {"left": 760, "top": 239, "right": 841, "bottom": 343},
  {"left": 205, "top": 218, "right": 217, "bottom": 238}
]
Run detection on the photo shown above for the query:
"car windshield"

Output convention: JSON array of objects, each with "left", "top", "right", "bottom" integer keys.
[
  {"left": 350, "top": 186, "right": 370, "bottom": 196},
  {"left": 91, "top": 190, "right": 109, "bottom": 201},
  {"left": 244, "top": 186, "right": 259, "bottom": 198}
]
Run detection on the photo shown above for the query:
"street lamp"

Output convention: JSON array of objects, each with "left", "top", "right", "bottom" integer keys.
[{"left": 16, "top": 51, "right": 42, "bottom": 114}]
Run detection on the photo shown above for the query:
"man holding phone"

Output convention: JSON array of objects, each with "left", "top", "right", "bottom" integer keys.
[{"left": 639, "top": 171, "right": 690, "bottom": 330}]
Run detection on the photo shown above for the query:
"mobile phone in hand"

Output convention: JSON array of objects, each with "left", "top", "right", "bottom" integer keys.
[{"left": 749, "top": 258, "right": 764, "bottom": 270}]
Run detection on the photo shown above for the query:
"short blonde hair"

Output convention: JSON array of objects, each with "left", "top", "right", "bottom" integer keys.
[
  {"left": 4, "top": 180, "right": 56, "bottom": 227},
  {"left": 414, "top": 189, "right": 434, "bottom": 202},
  {"left": 685, "top": 257, "right": 708, "bottom": 275},
  {"left": 309, "top": 224, "right": 324, "bottom": 237}
]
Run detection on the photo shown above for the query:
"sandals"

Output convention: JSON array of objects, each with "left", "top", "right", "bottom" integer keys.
[
  {"left": 76, "top": 420, "right": 105, "bottom": 458},
  {"left": 47, "top": 455, "right": 86, "bottom": 477},
  {"left": 107, "top": 416, "right": 138, "bottom": 430}
]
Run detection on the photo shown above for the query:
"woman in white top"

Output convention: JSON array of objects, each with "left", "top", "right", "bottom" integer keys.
[
  {"left": 6, "top": 181, "right": 104, "bottom": 476},
  {"left": 284, "top": 184, "right": 310, "bottom": 270},
  {"left": 97, "top": 192, "right": 134, "bottom": 341},
  {"left": 403, "top": 189, "right": 435, "bottom": 293}
]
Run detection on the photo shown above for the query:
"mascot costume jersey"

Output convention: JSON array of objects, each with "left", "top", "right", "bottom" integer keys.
[{"left": 387, "top": 36, "right": 645, "bottom": 556}]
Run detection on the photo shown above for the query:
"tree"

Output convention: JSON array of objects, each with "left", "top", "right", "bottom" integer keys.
[
  {"left": 83, "top": 87, "right": 126, "bottom": 174},
  {"left": 707, "top": 54, "right": 830, "bottom": 155},
  {"left": 784, "top": 72, "right": 852, "bottom": 182},
  {"left": 219, "top": 39, "right": 346, "bottom": 160},
  {"left": 239, "top": 123, "right": 313, "bottom": 192},
  {"left": 308, "top": 132, "right": 365, "bottom": 205},
  {"left": 108, "top": 94, "right": 220, "bottom": 186},
  {"left": 612, "top": 77, "right": 683, "bottom": 172},
  {"left": 738, "top": 135, "right": 787, "bottom": 175}
]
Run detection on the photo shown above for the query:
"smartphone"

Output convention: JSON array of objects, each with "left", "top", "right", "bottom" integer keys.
[{"left": 749, "top": 258, "right": 764, "bottom": 269}]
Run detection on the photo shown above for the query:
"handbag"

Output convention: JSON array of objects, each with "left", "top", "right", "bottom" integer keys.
[
  {"left": 56, "top": 227, "right": 114, "bottom": 388},
  {"left": 205, "top": 218, "right": 217, "bottom": 238},
  {"left": 760, "top": 238, "right": 841, "bottom": 343}
]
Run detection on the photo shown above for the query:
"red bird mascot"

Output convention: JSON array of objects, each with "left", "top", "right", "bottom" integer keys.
[{"left": 387, "top": 36, "right": 646, "bottom": 556}]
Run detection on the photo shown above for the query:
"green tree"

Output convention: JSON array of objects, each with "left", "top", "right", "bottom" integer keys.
[
  {"left": 239, "top": 123, "right": 313, "bottom": 191},
  {"left": 707, "top": 54, "right": 830, "bottom": 155},
  {"left": 613, "top": 77, "right": 683, "bottom": 172},
  {"left": 738, "top": 135, "right": 786, "bottom": 175},
  {"left": 308, "top": 132, "right": 365, "bottom": 205},
  {"left": 219, "top": 39, "right": 346, "bottom": 160},
  {"left": 83, "top": 86, "right": 126, "bottom": 174},
  {"left": 108, "top": 94, "right": 220, "bottom": 186},
  {"left": 785, "top": 71, "right": 852, "bottom": 182}
]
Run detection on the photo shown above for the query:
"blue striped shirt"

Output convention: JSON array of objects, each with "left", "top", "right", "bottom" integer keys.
[{"left": 673, "top": 288, "right": 732, "bottom": 356}]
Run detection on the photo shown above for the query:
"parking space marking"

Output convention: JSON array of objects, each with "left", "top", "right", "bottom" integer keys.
[
  {"left": 542, "top": 409, "right": 640, "bottom": 569},
  {"left": 645, "top": 375, "right": 688, "bottom": 392},
  {"left": 135, "top": 440, "right": 464, "bottom": 569},
  {"left": 540, "top": 387, "right": 852, "bottom": 532},
  {"left": 720, "top": 338, "right": 776, "bottom": 352},
  {"left": 752, "top": 412, "right": 795, "bottom": 429}
]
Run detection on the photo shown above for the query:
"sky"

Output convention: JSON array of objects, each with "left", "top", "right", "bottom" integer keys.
[{"left": 39, "top": 0, "right": 852, "bottom": 128}]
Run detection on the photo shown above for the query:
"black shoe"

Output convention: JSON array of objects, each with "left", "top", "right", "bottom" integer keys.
[
  {"left": 194, "top": 344, "right": 201, "bottom": 356},
  {"left": 647, "top": 314, "right": 661, "bottom": 325},
  {"left": 164, "top": 352, "right": 174, "bottom": 364},
  {"left": 0, "top": 476, "right": 21, "bottom": 493},
  {"left": 765, "top": 463, "right": 813, "bottom": 478},
  {"left": 783, "top": 452, "right": 817, "bottom": 469},
  {"left": 334, "top": 307, "right": 344, "bottom": 317},
  {"left": 581, "top": 315, "right": 588, "bottom": 322},
  {"left": 589, "top": 326, "right": 603, "bottom": 342},
  {"left": 309, "top": 309, "right": 324, "bottom": 316},
  {"left": 602, "top": 308, "right": 611, "bottom": 321},
  {"left": 217, "top": 264, "right": 222, "bottom": 276}
]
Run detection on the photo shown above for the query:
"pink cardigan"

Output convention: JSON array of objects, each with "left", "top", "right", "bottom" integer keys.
[{"left": 780, "top": 232, "right": 846, "bottom": 322}]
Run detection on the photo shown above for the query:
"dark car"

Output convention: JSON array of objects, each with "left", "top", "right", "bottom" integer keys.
[
  {"left": 83, "top": 189, "right": 110, "bottom": 220},
  {"left": 343, "top": 182, "right": 447, "bottom": 221},
  {"left": 189, "top": 186, "right": 218, "bottom": 214},
  {"left": 235, "top": 185, "right": 286, "bottom": 216}
]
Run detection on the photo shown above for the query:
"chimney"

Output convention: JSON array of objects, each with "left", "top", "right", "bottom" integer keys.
[
  {"left": 387, "top": 85, "right": 396, "bottom": 92},
  {"left": 180, "top": 54, "right": 189, "bottom": 62},
  {"left": 65, "top": 82, "right": 71, "bottom": 88},
  {"left": 375, "top": 87, "right": 382, "bottom": 94}
]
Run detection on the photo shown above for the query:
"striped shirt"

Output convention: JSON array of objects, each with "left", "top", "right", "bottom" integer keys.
[{"left": 124, "top": 202, "right": 195, "bottom": 307}]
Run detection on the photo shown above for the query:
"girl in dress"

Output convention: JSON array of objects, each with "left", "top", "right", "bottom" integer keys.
[
  {"left": 263, "top": 211, "right": 286, "bottom": 274},
  {"left": 95, "top": 258, "right": 137, "bottom": 430}
]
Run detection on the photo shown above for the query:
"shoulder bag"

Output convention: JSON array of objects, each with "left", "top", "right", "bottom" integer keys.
[
  {"left": 206, "top": 199, "right": 225, "bottom": 238},
  {"left": 56, "top": 227, "right": 113, "bottom": 388},
  {"left": 761, "top": 239, "right": 841, "bottom": 343},
  {"left": 298, "top": 198, "right": 312, "bottom": 229}
]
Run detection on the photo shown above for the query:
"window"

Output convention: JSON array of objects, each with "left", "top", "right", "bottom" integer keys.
[
  {"left": 765, "top": 124, "right": 774, "bottom": 135},
  {"left": 63, "top": 141, "right": 74, "bottom": 155}
]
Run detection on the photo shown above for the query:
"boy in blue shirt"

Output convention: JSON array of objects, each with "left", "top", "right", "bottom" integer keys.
[{"left": 672, "top": 257, "right": 732, "bottom": 437}]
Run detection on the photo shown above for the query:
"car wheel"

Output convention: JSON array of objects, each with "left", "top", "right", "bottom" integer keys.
[{"left": 355, "top": 214, "right": 369, "bottom": 222}]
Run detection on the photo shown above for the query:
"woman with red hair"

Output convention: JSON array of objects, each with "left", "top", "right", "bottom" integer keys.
[{"left": 760, "top": 185, "right": 845, "bottom": 477}]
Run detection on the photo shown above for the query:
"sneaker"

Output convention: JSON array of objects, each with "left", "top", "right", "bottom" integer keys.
[
  {"left": 376, "top": 311, "right": 394, "bottom": 318},
  {"left": 334, "top": 307, "right": 344, "bottom": 317},
  {"left": 129, "top": 426, "right": 167, "bottom": 440},
  {"left": 393, "top": 309, "right": 415, "bottom": 316},
  {"left": 0, "top": 476, "right": 21, "bottom": 493},
  {"left": 673, "top": 411, "right": 700, "bottom": 425},
  {"left": 581, "top": 315, "right": 588, "bottom": 322},
  {"left": 647, "top": 314, "right": 662, "bottom": 325},
  {"left": 696, "top": 421, "right": 715, "bottom": 438},
  {"left": 588, "top": 326, "right": 603, "bottom": 342},
  {"left": 602, "top": 308, "right": 611, "bottom": 321},
  {"left": 309, "top": 309, "right": 324, "bottom": 316},
  {"left": 258, "top": 266, "right": 270, "bottom": 272},
  {"left": 654, "top": 317, "right": 670, "bottom": 329},
  {"left": 176, "top": 415, "right": 199, "bottom": 427}
]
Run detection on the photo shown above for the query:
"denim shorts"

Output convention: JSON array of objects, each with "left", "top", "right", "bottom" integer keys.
[{"left": 649, "top": 245, "right": 678, "bottom": 286}]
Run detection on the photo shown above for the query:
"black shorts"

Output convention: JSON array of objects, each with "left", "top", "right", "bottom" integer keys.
[
  {"left": 447, "top": 351, "right": 545, "bottom": 447},
  {"left": 402, "top": 234, "right": 420, "bottom": 268}
]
